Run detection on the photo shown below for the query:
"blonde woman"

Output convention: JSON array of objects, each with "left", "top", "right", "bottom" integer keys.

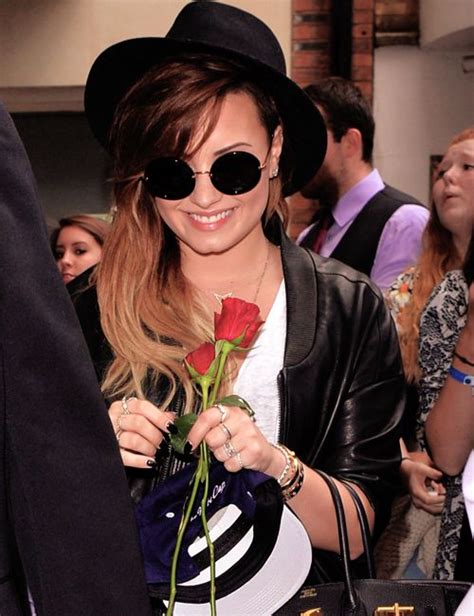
[{"left": 79, "top": 2, "right": 404, "bottom": 609}]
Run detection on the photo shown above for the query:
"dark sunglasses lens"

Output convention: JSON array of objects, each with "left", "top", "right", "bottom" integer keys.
[
  {"left": 143, "top": 158, "right": 194, "bottom": 200},
  {"left": 211, "top": 151, "right": 262, "bottom": 195}
]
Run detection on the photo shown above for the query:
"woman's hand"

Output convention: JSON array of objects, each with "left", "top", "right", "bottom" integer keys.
[
  {"left": 109, "top": 398, "right": 176, "bottom": 469},
  {"left": 401, "top": 451, "right": 446, "bottom": 514},
  {"left": 187, "top": 405, "right": 285, "bottom": 478}
]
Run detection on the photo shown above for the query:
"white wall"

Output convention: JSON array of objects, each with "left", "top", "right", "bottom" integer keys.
[
  {"left": 373, "top": 45, "right": 474, "bottom": 205},
  {"left": 0, "top": 0, "right": 291, "bottom": 110}
]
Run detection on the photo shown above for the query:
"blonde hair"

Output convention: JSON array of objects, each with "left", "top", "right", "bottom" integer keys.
[
  {"left": 96, "top": 55, "right": 288, "bottom": 409},
  {"left": 398, "top": 126, "right": 474, "bottom": 382}
]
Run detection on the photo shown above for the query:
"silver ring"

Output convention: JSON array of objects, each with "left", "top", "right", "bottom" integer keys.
[
  {"left": 223, "top": 440, "right": 237, "bottom": 458},
  {"left": 116, "top": 429, "right": 122, "bottom": 443},
  {"left": 118, "top": 413, "right": 127, "bottom": 431},
  {"left": 236, "top": 452, "right": 245, "bottom": 469},
  {"left": 220, "top": 423, "right": 232, "bottom": 441},
  {"left": 216, "top": 403, "right": 228, "bottom": 423},
  {"left": 121, "top": 396, "right": 134, "bottom": 416}
]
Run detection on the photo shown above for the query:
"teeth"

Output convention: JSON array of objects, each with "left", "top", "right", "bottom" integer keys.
[{"left": 189, "top": 210, "right": 233, "bottom": 224}]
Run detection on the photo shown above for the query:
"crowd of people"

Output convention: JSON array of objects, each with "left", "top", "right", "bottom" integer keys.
[{"left": 1, "top": 1, "right": 472, "bottom": 615}]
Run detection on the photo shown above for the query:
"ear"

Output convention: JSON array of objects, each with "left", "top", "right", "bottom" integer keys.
[
  {"left": 269, "top": 125, "right": 283, "bottom": 177},
  {"left": 341, "top": 128, "right": 363, "bottom": 159}
]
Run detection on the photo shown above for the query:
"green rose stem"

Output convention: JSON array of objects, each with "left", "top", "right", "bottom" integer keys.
[{"left": 167, "top": 374, "right": 220, "bottom": 616}]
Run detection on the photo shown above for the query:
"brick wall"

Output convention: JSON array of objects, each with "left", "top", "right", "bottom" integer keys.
[{"left": 290, "top": 0, "right": 376, "bottom": 238}]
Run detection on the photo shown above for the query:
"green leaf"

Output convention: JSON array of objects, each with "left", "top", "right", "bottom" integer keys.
[
  {"left": 170, "top": 413, "right": 198, "bottom": 454},
  {"left": 218, "top": 395, "right": 255, "bottom": 419}
]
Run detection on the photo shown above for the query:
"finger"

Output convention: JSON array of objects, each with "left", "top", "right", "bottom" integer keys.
[
  {"left": 422, "top": 465, "right": 444, "bottom": 480},
  {"left": 126, "top": 398, "right": 176, "bottom": 432},
  {"left": 118, "top": 413, "right": 166, "bottom": 449},
  {"left": 119, "top": 448, "right": 157, "bottom": 470},
  {"left": 205, "top": 422, "right": 234, "bottom": 450},
  {"left": 118, "top": 431, "right": 158, "bottom": 458},
  {"left": 223, "top": 451, "right": 248, "bottom": 473},
  {"left": 188, "top": 405, "right": 233, "bottom": 449},
  {"left": 414, "top": 490, "right": 446, "bottom": 507}
]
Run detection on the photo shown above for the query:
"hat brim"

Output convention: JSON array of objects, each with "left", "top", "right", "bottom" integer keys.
[
  {"left": 166, "top": 503, "right": 312, "bottom": 615},
  {"left": 84, "top": 37, "right": 327, "bottom": 196}
]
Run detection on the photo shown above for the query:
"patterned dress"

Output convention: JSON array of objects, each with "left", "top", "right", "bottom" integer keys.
[{"left": 418, "top": 270, "right": 468, "bottom": 579}]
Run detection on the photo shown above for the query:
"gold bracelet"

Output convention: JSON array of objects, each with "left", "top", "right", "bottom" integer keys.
[
  {"left": 272, "top": 443, "right": 292, "bottom": 485},
  {"left": 272, "top": 443, "right": 298, "bottom": 486},
  {"left": 281, "top": 458, "right": 305, "bottom": 501}
]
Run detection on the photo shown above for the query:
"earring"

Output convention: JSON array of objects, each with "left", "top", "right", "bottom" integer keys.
[{"left": 271, "top": 167, "right": 279, "bottom": 178}]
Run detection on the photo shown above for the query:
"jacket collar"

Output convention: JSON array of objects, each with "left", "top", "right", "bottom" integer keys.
[{"left": 265, "top": 216, "right": 318, "bottom": 368}]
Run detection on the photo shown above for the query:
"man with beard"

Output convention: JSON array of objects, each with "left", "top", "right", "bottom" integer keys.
[{"left": 297, "top": 77, "right": 428, "bottom": 291}]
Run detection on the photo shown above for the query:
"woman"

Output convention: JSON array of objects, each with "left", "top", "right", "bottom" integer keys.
[
  {"left": 383, "top": 128, "right": 474, "bottom": 579},
  {"left": 421, "top": 234, "right": 474, "bottom": 586},
  {"left": 50, "top": 214, "right": 109, "bottom": 284},
  {"left": 81, "top": 1, "right": 403, "bottom": 610}
]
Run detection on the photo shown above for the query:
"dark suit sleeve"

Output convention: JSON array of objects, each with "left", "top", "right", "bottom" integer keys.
[{"left": 0, "top": 100, "right": 151, "bottom": 615}]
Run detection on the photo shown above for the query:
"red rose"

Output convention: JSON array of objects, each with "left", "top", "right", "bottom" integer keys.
[
  {"left": 214, "top": 297, "right": 264, "bottom": 348},
  {"left": 185, "top": 342, "right": 216, "bottom": 376}
]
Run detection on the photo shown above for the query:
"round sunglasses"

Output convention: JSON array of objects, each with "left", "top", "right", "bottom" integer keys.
[{"left": 141, "top": 148, "right": 270, "bottom": 200}]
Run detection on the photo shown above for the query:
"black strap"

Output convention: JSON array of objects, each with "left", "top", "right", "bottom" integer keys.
[
  {"left": 340, "top": 480, "right": 375, "bottom": 578},
  {"left": 317, "top": 470, "right": 359, "bottom": 612},
  {"left": 316, "top": 470, "right": 380, "bottom": 613}
]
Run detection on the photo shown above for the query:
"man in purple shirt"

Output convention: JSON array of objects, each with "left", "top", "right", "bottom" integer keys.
[{"left": 298, "top": 77, "right": 428, "bottom": 291}]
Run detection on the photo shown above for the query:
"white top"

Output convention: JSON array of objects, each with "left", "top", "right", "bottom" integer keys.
[
  {"left": 234, "top": 281, "right": 286, "bottom": 444},
  {"left": 455, "top": 450, "right": 474, "bottom": 615}
]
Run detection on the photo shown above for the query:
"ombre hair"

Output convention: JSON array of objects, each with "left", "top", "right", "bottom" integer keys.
[
  {"left": 96, "top": 54, "right": 289, "bottom": 407},
  {"left": 397, "top": 126, "right": 474, "bottom": 382}
]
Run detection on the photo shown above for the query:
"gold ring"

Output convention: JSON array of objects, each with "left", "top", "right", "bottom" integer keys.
[
  {"left": 216, "top": 403, "right": 228, "bottom": 423},
  {"left": 223, "top": 440, "right": 237, "bottom": 458},
  {"left": 220, "top": 423, "right": 232, "bottom": 441}
]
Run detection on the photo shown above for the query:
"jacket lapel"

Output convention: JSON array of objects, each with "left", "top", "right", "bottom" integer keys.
[{"left": 265, "top": 216, "right": 318, "bottom": 368}]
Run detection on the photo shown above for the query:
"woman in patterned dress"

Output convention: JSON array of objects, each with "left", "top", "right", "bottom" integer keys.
[{"left": 384, "top": 127, "right": 474, "bottom": 579}]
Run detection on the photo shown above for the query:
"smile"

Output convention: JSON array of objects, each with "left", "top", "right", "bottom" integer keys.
[{"left": 188, "top": 209, "right": 234, "bottom": 224}]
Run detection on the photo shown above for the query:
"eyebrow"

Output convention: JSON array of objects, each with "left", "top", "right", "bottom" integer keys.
[{"left": 55, "top": 241, "right": 90, "bottom": 249}]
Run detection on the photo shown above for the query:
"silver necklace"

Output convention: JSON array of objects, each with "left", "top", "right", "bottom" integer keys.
[{"left": 213, "top": 245, "right": 270, "bottom": 306}]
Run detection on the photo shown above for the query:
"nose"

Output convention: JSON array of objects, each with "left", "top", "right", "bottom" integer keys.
[
  {"left": 58, "top": 251, "right": 72, "bottom": 269},
  {"left": 189, "top": 172, "right": 222, "bottom": 209},
  {"left": 442, "top": 165, "right": 457, "bottom": 184}
]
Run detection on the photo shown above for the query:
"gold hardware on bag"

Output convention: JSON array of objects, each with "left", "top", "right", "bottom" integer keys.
[
  {"left": 374, "top": 603, "right": 415, "bottom": 615},
  {"left": 299, "top": 609, "right": 322, "bottom": 616},
  {"left": 300, "top": 587, "right": 318, "bottom": 599}
]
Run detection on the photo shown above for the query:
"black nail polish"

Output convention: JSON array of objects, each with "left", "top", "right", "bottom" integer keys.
[
  {"left": 162, "top": 431, "right": 171, "bottom": 443},
  {"left": 167, "top": 422, "right": 178, "bottom": 435},
  {"left": 183, "top": 441, "right": 193, "bottom": 456},
  {"left": 146, "top": 459, "right": 157, "bottom": 468}
]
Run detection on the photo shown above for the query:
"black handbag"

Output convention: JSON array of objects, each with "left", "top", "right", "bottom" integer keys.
[{"left": 275, "top": 470, "right": 471, "bottom": 615}]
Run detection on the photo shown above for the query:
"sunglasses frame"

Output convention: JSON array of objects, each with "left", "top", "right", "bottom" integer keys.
[{"left": 141, "top": 145, "right": 272, "bottom": 200}]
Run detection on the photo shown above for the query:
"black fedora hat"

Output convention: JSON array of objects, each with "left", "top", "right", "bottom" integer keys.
[{"left": 84, "top": 1, "right": 327, "bottom": 196}]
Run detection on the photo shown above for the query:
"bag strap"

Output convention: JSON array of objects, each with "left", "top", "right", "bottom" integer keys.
[
  {"left": 340, "top": 480, "right": 375, "bottom": 578},
  {"left": 316, "top": 470, "right": 360, "bottom": 612}
]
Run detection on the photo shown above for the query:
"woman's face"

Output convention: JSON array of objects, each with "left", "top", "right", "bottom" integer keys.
[
  {"left": 432, "top": 138, "right": 474, "bottom": 240},
  {"left": 55, "top": 225, "right": 102, "bottom": 284},
  {"left": 151, "top": 91, "right": 282, "bottom": 258}
]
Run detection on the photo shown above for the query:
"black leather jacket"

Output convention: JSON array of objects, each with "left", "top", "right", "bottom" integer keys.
[{"left": 71, "top": 218, "right": 404, "bottom": 581}]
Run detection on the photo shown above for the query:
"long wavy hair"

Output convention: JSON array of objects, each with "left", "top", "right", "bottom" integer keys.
[
  {"left": 95, "top": 54, "right": 290, "bottom": 408},
  {"left": 398, "top": 126, "right": 474, "bottom": 382}
]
